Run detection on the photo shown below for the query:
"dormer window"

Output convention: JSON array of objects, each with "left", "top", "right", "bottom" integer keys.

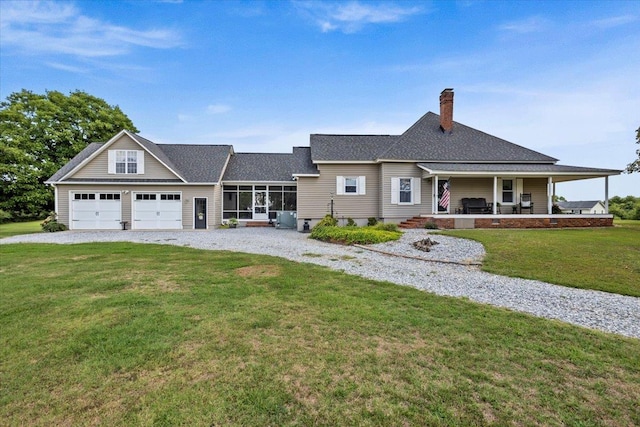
[{"left": 108, "top": 149, "right": 144, "bottom": 174}]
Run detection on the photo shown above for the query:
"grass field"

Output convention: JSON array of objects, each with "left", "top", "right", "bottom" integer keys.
[
  {"left": 0, "top": 220, "right": 41, "bottom": 238},
  {"left": 440, "top": 220, "right": 640, "bottom": 297},
  {"left": 1, "top": 242, "right": 639, "bottom": 426}
]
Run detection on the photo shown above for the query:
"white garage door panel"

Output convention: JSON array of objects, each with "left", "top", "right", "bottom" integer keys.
[
  {"left": 133, "top": 194, "right": 182, "bottom": 229},
  {"left": 71, "top": 195, "right": 121, "bottom": 230}
]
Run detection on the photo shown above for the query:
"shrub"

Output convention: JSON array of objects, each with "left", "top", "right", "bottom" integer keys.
[
  {"left": 314, "top": 214, "right": 338, "bottom": 228},
  {"left": 310, "top": 225, "right": 401, "bottom": 245},
  {"left": 373, "top": 222, "right": 399, "bottom": 232},
  {"left": 346, "top": 217, "right": 356, "bottom": 227},
  {"left": 0, "top": 209, "right": 12, "bottom": 224},
  {"left": 41, "top": 212, "right": 67, "bottom": 233},
  {"left": 367, "top": 217, "right": 378, "bottom": 226},
  {"left": 424, "top": 221, "right": 439, "bottom": 230}
]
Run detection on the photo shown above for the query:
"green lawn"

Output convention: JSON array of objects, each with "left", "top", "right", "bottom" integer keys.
[
  {"left": 1, "top": 243, "right": 639, "bottom": 426},
  {"left": 0, "top": 220, "right": 42, "bottom": 238},
  {"left": 440, "top": 220, "right": 640, "bottom": 297}
]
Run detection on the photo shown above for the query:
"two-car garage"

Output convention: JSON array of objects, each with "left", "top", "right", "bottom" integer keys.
[{"left": 70, "top": 191, "right": 182, "bottom": 230}]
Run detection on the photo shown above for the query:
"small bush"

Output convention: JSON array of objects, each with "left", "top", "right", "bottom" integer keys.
[
  {"left": 41, "top": 212, "right": 67, "bottom": 233},
  {"left": 367, "top": 217, "right": 378, "bottom": 226},
  {"left": 0, "top": 209, "right": 12, "bottom": 224},
  {"left": 424, "top": 221, "right": 439, "bottom": 230},
  {"left": 373, "top": 222, "right": 398, "bottom": 232},
  {"left": 315, "top": 214, "right": 338, "bottom": 228},
  {"left": 346, "top": 217, "right": 356, "bottom": 227},
  {"left": 310, "top": 225, "right": 401, "bottom": 245}
]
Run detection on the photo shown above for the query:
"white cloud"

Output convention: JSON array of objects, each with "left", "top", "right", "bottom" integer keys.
[
  {"left": 498, "top": 16, "right": 548, "bottom": 34},
  {"left": 590, "top": 14, "right": 638, "bottom": 29},
  {"left": 206, "top": 104, "right": 232, "bottom": 115},
  {"left": 295, "top": 1, "right": 424, "bottom": 33},
  {"left": 0, "top": 1, "right": 183, "bottom": 58},
  {"left": 44, "top": 61, "right": 89, "bottom": 74}
]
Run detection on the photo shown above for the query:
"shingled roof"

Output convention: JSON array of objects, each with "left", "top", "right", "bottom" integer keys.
[
  {"left": 308, "top": 112, "right": 558, "bottom": 163},
  {"left": 310, "top": 135, "right": 398, "bottom": 162},
  {"left": 159, "top": 144, "right": 232, "bottom": 183},
  {"left": 46, "top": 142, "right": 103, "bottom": 183},
  {"left": 47, "top": 134, "right": 233, "bottom": 184},
  {"left": 223, "top": 147, "right": 318, "bottom": 181}
]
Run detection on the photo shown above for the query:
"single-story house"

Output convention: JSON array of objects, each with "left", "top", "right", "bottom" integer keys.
[
  {"left": 557, "top": 200, "right": 607, "bottom": 215},
  {"left": 46, "top": 89, "right": 621, "bottom": 230}
]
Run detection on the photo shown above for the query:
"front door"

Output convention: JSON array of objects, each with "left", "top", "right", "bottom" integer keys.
[
  {"left": 253, "top": 189, "right": 268, "bottom": 220},
  {"left": 194, "top": 198, "right": 207, "bottom": 229}
]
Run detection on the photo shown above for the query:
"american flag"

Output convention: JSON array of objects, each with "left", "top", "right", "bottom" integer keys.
[{"left": 439, "top": 181, "right": 450, "bottom": 210}]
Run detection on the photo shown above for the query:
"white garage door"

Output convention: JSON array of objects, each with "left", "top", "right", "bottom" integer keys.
[
  {"left": 71, "top": 193, "right": 122, "bottom": 230},
  {"left": 133, "top": 193, "right": 182, "bottom": 230}
]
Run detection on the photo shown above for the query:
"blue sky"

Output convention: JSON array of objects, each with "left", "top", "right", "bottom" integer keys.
[{"left": 1, "top": 0, "right": 638, "bottom": 199}]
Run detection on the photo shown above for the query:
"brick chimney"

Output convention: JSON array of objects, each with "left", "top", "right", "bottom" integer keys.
[{"left": 439, "top": 88, "right": 454, "bottom": 133}]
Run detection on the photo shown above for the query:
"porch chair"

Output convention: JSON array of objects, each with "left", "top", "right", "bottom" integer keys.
[{"left": 519, "top": 193, "right": 533, "bottom": 214}]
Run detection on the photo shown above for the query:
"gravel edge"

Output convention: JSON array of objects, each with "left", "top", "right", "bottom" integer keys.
[{"left": 2, "top": 229, "right": 639, "bottom": 339}]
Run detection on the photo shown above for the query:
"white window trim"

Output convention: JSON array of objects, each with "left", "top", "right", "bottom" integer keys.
[
  {"left": 391, "top": 177, "right": 421, "bottom": 205},
  {"left": 336, "top": 176, "right": 366, "bottom": 195},
  {"left": 108, "top": 149, "right": 145, "bottom": 175}
]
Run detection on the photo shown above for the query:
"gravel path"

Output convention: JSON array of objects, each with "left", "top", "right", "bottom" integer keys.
[{"left": 2, "top": 228, "right": 639, "bottom": 339}]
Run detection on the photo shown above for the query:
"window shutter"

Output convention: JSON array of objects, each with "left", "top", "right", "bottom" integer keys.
[
  {"left": 358, "top": 176, "right": 366, "bottom": 195},
  {"left": 390, "top": 178, "right": 399, "bottom": 204},
  {"left": 336, "top": 176, "right": 345, "bottom": 195},
  {"left": 137, "top": 150, "right": 145, "bottom": 174},
  {"left": 108, "top": 150, "right": 115, "bottom": 174},
  {"left": 412, "top": 178, "right": 421, "bottom": 205}
]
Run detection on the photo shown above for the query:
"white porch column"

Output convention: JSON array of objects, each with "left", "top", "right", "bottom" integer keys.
[
  {"left": 493, "top": 176, "right": 498, "bottom": 214},
  {"left": 605, "top": 176, "right": 609, "bottom": 214},
  {"left": 547, "top": 177, "right": 553, "bottom": 214},
  {"left": 433, "top": 175, "right": 439, "bottom": 214}
]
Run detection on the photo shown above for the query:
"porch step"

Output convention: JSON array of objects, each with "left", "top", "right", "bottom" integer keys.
[
  {"left": 245, "top": 221, "right": 274, "bottom": 228},
  {"left": 398, "top": 216, "right": 430, "bottom": 229}
]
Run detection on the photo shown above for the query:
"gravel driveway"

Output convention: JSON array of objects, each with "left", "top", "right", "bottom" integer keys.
[{"left": 2, "top": 228, "right": 639, "bottom": 339}]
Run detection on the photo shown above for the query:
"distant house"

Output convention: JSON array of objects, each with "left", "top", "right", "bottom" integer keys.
[
  {"left": 557, "top": 201, "right": 607, "bottom": 215},
  {"left": 46, "top": 89, "right": 620, "bottom": 230}
]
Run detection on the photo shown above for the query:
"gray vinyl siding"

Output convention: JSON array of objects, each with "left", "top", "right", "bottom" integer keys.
[
  {"left": 212, "top": 185, "right": 223, "bottom": 226},
  {"left": 523, "top": 178, "right": 548, "bottom": 214},
  {"left": 448, "top": 178, "right": 494, "bottom": 212},
  {"left": 72, "top": 135, "right": 179, "bottom": 180},
  {"left": 381, "top": 163, "right": 431, "bottom": 220},
  {"left": 56, "top": 184, "right": 217, "bottom": 229},
  {"left": 297, "top": 164, "right": 380, "bottom": 220}
]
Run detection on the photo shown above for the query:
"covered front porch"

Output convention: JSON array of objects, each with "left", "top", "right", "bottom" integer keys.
[{"left": 417, "top": 162, "right": 620, "bottom": 215}]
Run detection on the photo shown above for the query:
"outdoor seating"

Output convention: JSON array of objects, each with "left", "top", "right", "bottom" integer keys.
[
  {"left": 461, "top": 198, "right": 493, "bottom": 214},
  {"left": 519, "top": 193, "right": 534, "bottom": 214}
]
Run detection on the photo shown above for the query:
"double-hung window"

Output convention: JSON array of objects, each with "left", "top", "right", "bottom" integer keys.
[
  {"left": 336, "top": 176, "right": 366, "bottom": 195},
  {"left": 399, "top": 178, "right": 412, "bottom": 203},
  {"left": 344, "top": 177, "right": 358, "bottom": 194},
  {"left": 391, "top": 177, "right": 421, "bottom": 205},
  {"left": 116, "top": 150, "right": 137, "bottom": 174},
  {"left": 108, "top": 149, "right": 144, "bottom": 175},
  {"left": 502, "top": 179, "right": 514, "bottom": 204}
]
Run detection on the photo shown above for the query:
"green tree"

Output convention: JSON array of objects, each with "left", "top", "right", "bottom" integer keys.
[
  {"left": 625, "top": 126, "right": 640, "bottom": 173},
  {"left": 608, "top": 195, "right": 640, "bottom": 220},
  {"left": 0, "top": 90, "right": 138, "bottom": 219}
]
